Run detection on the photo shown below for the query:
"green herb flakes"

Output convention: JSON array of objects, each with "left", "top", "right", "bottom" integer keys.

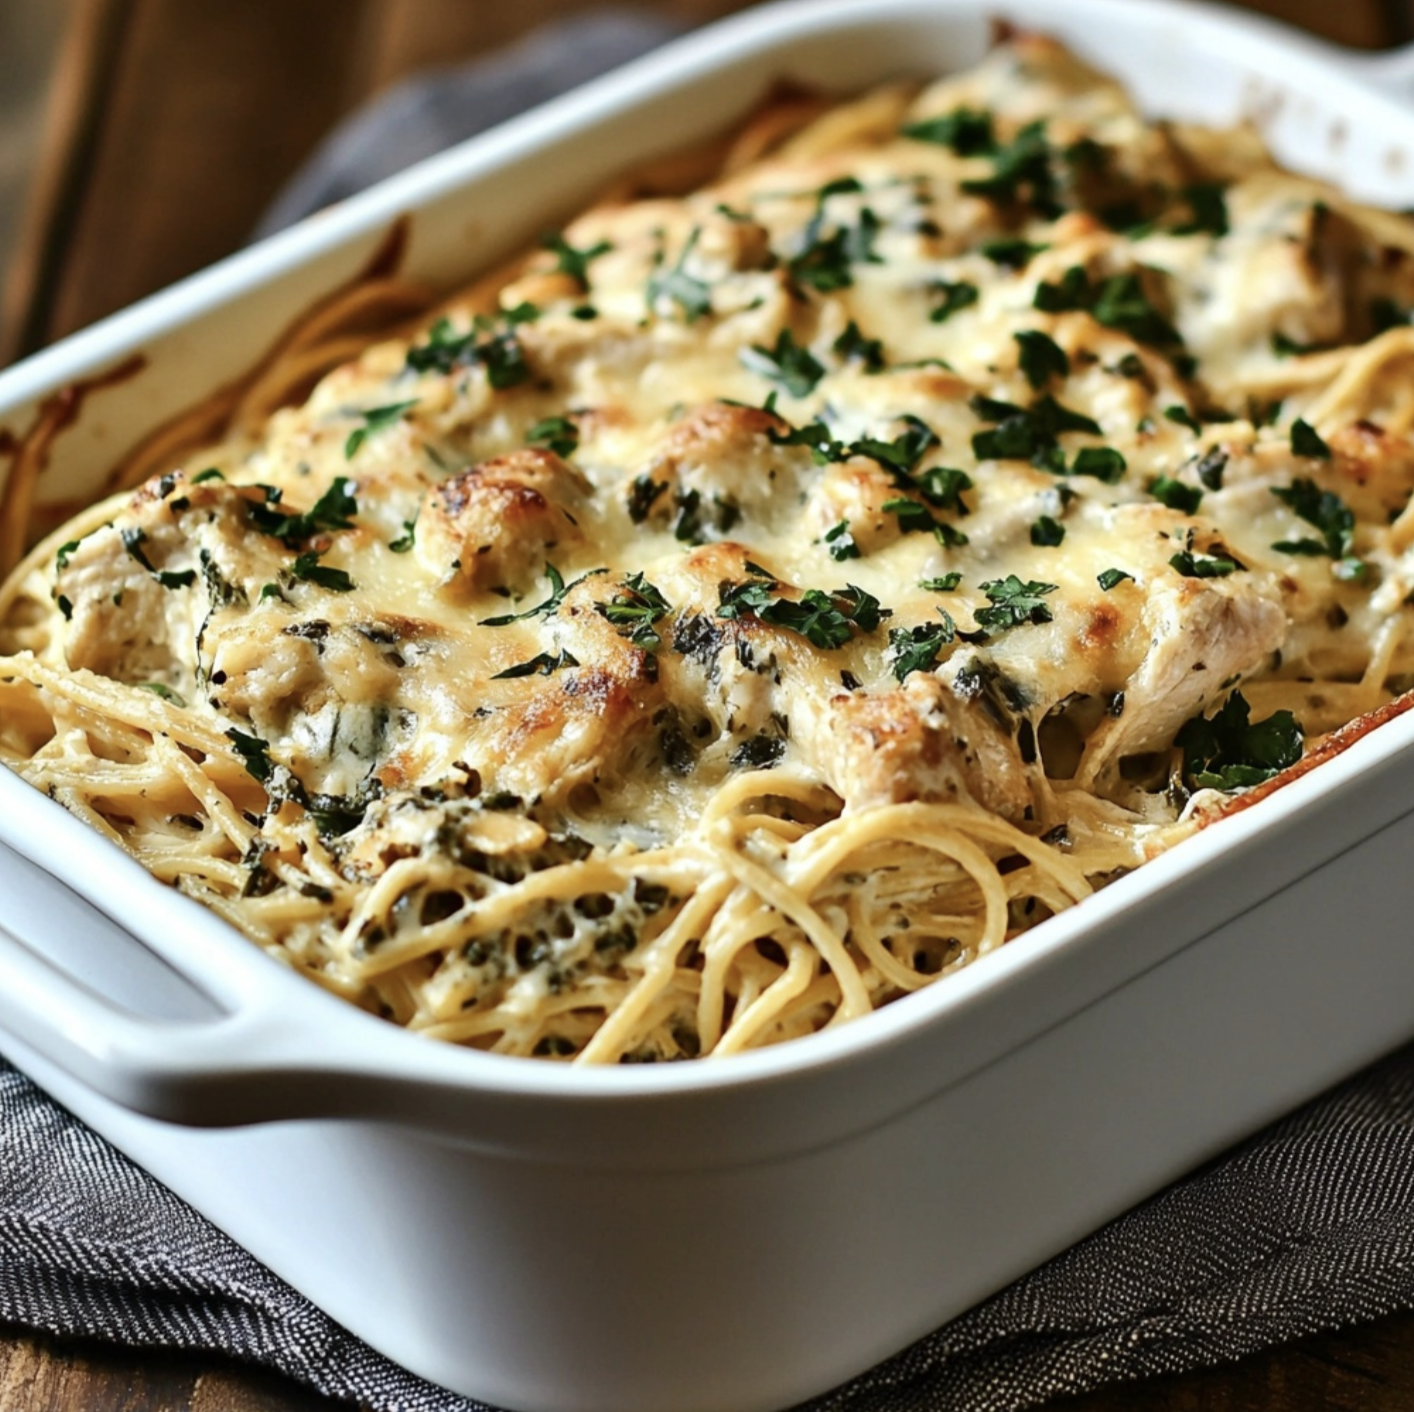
[
  {"left": 345, "top": 401, "right": 418, "bottom": 458},
  {"left": 974, "top": 576, "right": 1058, "bottom": 630},
  {"left": 1030, "top": 515, "right": 1066, "bottom": 546},
  {"left": 823, "top": 520, "right": 860, "bottom": 561},
  {"left": 596, "top": 573, "right": 673, "bottom": 650},
  {"left": 482, "top": 562, "right": 607, "bottom": 627},
  {"left": 930, "top": 279, "right": 978, "bottom": 323},
  {"left": 527, "top": 416, "right": 579, "bottom": 458},
  {"left": 542, "top": 231, "right": 612, "bottom": 289},
  {"left": 1175, "top": 690, "right": 1302, "bottom": 790},
  {"left": 739, "top": 330, "right": 826, "bottom": 397},
  {"left": 492, "top": 648, "right": 582, "bottom": 680},
  {"left": 648, "top": 226, "right": 712, "bottom": 322},
  {"left": 1014, "top": 329, "right": 1070, "bottom": 390},
  {"left": 1150, "top": 476, "right": 1203, "bottom": 514},
  {"left": 290, "top": 552, "right": 355, "bottom": 593},
  {"left": 889, "top": 620, "right": 954, "bottom": 680},
  {"left": 899, "top": 107, "right": 995, "bottom": 155},
  {"left": 1290, "top": 418, "right": 1332, "bottom": 459}
]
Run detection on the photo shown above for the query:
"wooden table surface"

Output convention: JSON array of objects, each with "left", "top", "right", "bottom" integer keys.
[{"left": 7, "top": 0, "right": 1414, "bottom": 1408}]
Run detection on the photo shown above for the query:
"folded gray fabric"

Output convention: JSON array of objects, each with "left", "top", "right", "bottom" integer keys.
[
  {"left": 253, "top": 9, "right": 685, "bottom": 239},
  {"left": 4, "top": 10, "right": 1414, "bottom": 1412}
]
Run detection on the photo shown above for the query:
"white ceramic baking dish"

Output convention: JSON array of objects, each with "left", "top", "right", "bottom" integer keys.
[{"left": 6, "top": 2, "right": 1414, "bottom": 1409}]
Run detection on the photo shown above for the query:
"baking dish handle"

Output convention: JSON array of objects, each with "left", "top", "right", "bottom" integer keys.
[{"left": 0, "top": 914, "right": 355, "bottom": 1126}]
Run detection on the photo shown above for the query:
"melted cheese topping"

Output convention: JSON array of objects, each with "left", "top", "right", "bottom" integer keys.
[{"left": 7, "top": 35, "right": 1414, "bottom": 1061}]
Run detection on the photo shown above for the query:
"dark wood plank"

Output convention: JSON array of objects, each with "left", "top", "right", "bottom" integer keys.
[
  {"left": 44, "top": 0, "right": 372, "bottom": 342},
  {"left": 0, "top": 1324, "right": 345, "bottom": 1412},
  {"left": 1055, "top": 1308, "right": 1414, "bottom": 1410},
  {"left": 1235, "top": 0, "right": 1403, "bottom": 46}
]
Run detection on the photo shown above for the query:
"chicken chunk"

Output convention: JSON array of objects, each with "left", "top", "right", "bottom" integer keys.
[{"left": 416, "top": 448, "right": 590, "bottom": 593}]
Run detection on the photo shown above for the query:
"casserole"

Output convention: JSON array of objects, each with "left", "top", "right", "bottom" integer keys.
[{"left": 6, "top": 1, "right": 1414, "bottom": 1408}]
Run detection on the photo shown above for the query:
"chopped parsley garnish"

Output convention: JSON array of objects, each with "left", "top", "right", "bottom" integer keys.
[
  {"left": 290, "top": 552, "right": 355, "bottom": 592},
  {"left": 1175, "top": 690, "right": 1302, "bottom": 790},
  {"left": 1034, "top": 266, "right": 1181, "bottom": 349},
  {"left": 1014, "top": 329, "right": 1070, "bottom": 389},
  {"left": 55, "top": 594, "right": 73, "bottom": 620},
  {"left": 788, "top": 187, "right": 882, "bottom": 293},
  {"left": 969, "top": 393, "right": 1106, "bottom": 473},
  {"left": 767, "top": 415, "right": 848, "bottom": 464},
  {"left": 405, "top": 318, "right": 473, "bottom": 373},
  {"left": 1163, "top": 404, "right": 1201, "bottom": 434},
  {"left": 823, "top": 520, "right": 860, "bottom": 561},
  {"left": 1097, "top": 568, "right": 1134, "bottom": 590},
  {"left": 1069, "top": 446, "right": 1127, "bottom": 482},
  {"left": 768, "top": 412, "right": 938, "bottom": 480},
  {"left": 405, "top": 319, "right": 529, "bottom": 387},
  {"left": 55, "top": 539, "right": 82, "bottom": 571},
  {"left": 526, "top": 416, "right": 579, "bottom": 458},
  {"left": 481, "top": 562, "right": 607, "bottom": 626},
  {"left": 1290, "top": 418, "right": 1331, "bottom": 459},
  {"left": 1150, "top": 476, "right": 1203, "bottom": 514},
  {"left": 899, "top": 106, "right": 996, "bottom": 155},
  {"left": 120, "top": 527, "right": 155, "bottom": 571},
  {"left": 981, "top": 237, "right": 1048, "bottom": 269},
  {"left": 596, "top": 573, "right": 673, "bottom": 650},
  {"left": 1270, "top": 478, "right": 1360, "bottom": 575},
  {"left": 1173, "top": 182, "right": 1229, "bottom": 237},
  {"left": 479, "top": 332, "right": 530, "bottom": 389},
  {"left": 672, "top": 489, "right": 740, "bottom": 544},
  {"left": 345, "top": 401, "right": 418, "bottom": 458},
  {"left": 542, "top": 231, "right": 612, "bottom": 289},
  {"left": 226, "top": 727, "right": 273, "bottom": 784},
  {"left": 929, "top": 279, "right": 978, "bottom": 323},
  {"left": 916, "top": 465, "right": 973, "bottom": 511},
  {"left": 851, "top": 415, "right": 940, "bottom": 480},
  {"left": 491, "top": 648, "right": 581, "bottom": 680},
  {"left": 961, "top": 120, "right": 1061, "bottom": 217},
  {"left": 833, "top": 321, "right": 885, "bottom": 371},
  {"left": 739, "top": 329, "right": 826, "bottom": 397},
  {"left": 1170, "top": 548, "right": 1241, "bottom": 578},
  {"left": 648, "top": 226, "right": 712, "bottom": 322},
  {"left": 882, "top": 496, "right": 968, "bottom": 547},
  {"left": 716, "top": 573, "right": 885, "bottom": 649},
  {"left": 248, "top": 476, "right": 358, "bottom": 545},
  {"left": 1191, "top": 448, "right": 1228, "bottom": 490},
  {"left": 1030, "top": 514, "right": 1066, "bottom": 546},
  {"left": 192, "top": 467, "right": 224, "bottom": 484},
  {"left": 889, "top": 620, "right": 954, "bottom": 680},
  {"left": 973, "top": 576, "right": 1058, "bottom": 630},
  {"left": 920, "top": 572, "right": 962, "bottom": 592},
  {"left": 388, "top": 519, "right": 417, "bottom": 554},
  {"left": 626, "top": 473, "right": 667, "bottom": 524},
  {"left": 118, "top": 528, "right": 195, "bottom": 589},
  {"left": 730, "top": 732, "right": 787, "bottom": 769}
]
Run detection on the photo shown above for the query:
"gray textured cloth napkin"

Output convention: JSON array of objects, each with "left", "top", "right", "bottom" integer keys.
[{"left": 5, "top": 10, "right": 1414, "bottom": 1411}]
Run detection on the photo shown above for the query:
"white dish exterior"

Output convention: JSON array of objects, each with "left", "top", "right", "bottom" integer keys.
[{"left": 4, "top": 3, "right": 1414, "bottom": 1409}]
